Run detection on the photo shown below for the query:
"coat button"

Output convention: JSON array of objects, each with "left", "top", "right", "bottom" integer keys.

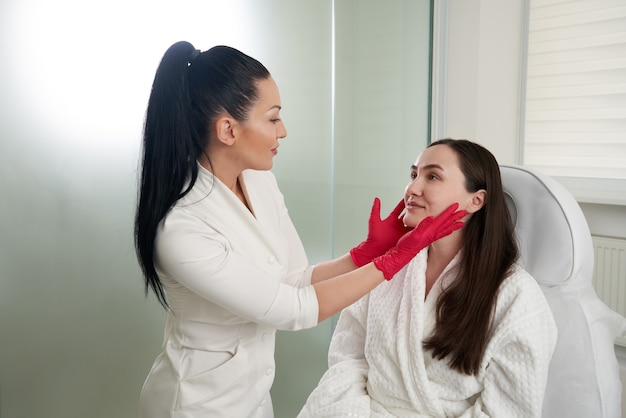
[{"left": 267, "top": 256, "right": 276, "bottom": 265}]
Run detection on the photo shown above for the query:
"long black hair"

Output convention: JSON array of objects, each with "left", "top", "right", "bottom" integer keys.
[{"left": 134, "top": 41, "right": 270, "bottom": 308}]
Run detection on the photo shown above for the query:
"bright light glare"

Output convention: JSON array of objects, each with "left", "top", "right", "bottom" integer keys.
[{"left": 5, "top": 0, "right": 256, "bottom": 155}]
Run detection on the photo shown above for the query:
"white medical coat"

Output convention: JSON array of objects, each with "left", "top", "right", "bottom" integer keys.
[
  {"left": 298, "top": 250, "right": 557, "bottom": 417},
  {"left": 140, "top": 165, "right": 319, "bottom": 418}
]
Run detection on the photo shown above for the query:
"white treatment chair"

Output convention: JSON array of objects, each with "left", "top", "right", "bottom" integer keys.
[{"left": 500, "top": 165, "right": 626, "bottom": 418}]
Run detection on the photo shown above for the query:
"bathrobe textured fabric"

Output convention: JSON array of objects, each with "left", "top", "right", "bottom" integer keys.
[
  {"left": 140, "top": 165, "right": 319, "bottom": 418},
  {"left": 298, "top": 250, "right": 557, "bottom": 418}
]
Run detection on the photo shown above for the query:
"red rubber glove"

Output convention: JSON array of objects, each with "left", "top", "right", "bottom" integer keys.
[
  {"left": 350, "top": 198, "right": 407, "bottom": 267},
  {"left": 373, "top": 203, "right": 466, "bottom": 280}
]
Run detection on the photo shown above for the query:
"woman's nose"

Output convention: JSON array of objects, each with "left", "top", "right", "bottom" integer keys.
[
  {"left": 278, "top": 122, "right": 287, "bottom": 139},
  {"left": 406, "top": 177, "right": 423, "bottom": 196}
]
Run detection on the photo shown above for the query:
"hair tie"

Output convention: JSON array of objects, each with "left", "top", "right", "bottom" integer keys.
[{"left": 188, "top": 49, "right": 201, "bottom": 66}]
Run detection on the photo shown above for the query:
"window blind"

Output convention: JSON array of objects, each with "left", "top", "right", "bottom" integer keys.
[{"left": 523, "top": 0, "right": 626, "bottom": 202}]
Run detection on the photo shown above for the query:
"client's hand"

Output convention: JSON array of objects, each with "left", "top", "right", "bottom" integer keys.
[
  {"left": 350, "top": 198, "right": 407, "bottom": 267},
  {"left": 373, "top": 203, "right": 466, "bottom": 280}
]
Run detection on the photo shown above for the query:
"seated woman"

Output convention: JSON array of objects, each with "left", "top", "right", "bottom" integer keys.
[{"left": 297, "top": 139, "right": 558, "bottom": 418}]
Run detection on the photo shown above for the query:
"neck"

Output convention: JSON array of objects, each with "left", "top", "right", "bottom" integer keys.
[
  {"left": 424, "top": 232, "right": 462, "bottom": 298},
  {"left": 427, "top": 232, "right": 463, "bottom": 266},
  {"left": 198, "top": 151, "right": 241, "bottom": 194}
]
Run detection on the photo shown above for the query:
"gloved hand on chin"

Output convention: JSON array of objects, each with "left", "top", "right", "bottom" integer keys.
[{"left": 350, "top": 198, "right": 408, "bottom": 267}]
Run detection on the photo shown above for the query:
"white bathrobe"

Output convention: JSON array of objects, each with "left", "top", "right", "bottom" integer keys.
[{"left": 298, "top": 250, "right": 557, "bottom": 418}]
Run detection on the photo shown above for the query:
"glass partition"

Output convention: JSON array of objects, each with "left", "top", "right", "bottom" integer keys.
[
  {"left": 0, "top": 1, "right": 431, "bottom": 417},
  {"left": 273, "top": 1, "right": 432, "bottom": 415}
]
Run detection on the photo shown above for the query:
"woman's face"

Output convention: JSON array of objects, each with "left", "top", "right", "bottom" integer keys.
[
  {"left": 234, "top": 77, "right": 287, "bottom": 170},
  {"left": 402, "top": 144, "right": 479, "bottom": 228}
]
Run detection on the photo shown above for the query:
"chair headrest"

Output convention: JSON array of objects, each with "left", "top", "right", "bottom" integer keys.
[{"left": 499, "top": 165, "right": 594, "bottom": 287}]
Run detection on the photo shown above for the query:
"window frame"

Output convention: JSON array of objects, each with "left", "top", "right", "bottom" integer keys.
[{"left": 519, "top": 0, "right": 626, "bottom": 206}]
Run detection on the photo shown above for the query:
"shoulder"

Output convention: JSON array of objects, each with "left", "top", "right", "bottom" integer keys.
[
  {"left": 499, "top": 266, "right": 546, "bottom": 303},
  {"left": 493, "top": 265, "right": 556, "bottom": 331}
]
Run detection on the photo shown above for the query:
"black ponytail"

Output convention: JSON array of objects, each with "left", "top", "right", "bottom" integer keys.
[{"left": 134, "top": 42, "right": 270, "bottom": 309}]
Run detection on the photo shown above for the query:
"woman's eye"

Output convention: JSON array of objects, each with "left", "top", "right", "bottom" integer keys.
[{"left": 410, "top": 172, "right": 417, "bottom": 180}]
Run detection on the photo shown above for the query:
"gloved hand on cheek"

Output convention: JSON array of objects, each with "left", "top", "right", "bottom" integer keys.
[{"left": 373, "top": 203, "right": 466, "bottom": 280}]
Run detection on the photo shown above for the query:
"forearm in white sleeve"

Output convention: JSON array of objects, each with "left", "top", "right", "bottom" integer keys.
[{"left": 156, "top": 221, "right": 319, "bottom": 331}]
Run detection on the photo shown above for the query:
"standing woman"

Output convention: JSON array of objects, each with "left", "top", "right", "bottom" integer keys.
[{"left": 134, "top": 41, "right": 465, "bottom": 418}]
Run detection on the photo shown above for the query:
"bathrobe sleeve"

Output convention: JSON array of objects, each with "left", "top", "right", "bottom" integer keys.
[{"left": 297, "top": 295, "right": 372, "bottom": 417}]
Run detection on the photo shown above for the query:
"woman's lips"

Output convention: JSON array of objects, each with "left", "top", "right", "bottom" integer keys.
[{"left": 405, "top": 200, "right": 424, "bottom": 210}]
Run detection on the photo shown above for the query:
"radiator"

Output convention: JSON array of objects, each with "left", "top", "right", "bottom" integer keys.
[{"left": 592, "top": 236, "right": 626, "bottom": 320}]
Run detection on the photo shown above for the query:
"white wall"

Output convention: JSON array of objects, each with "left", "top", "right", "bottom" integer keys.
[
  {"left": 438, "top": 0, "right": 526, "bottom": 165},
  {"left": 438, "top": 0, "right": 626, "bottom": 240}
]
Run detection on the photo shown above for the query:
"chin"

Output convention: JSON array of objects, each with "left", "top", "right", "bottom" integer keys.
[
  {"left": 402, "top": 215, "right": 421, "bottom": 229},
  {"left": 254, "top": 161, "right": 273, "bottom": 171}
]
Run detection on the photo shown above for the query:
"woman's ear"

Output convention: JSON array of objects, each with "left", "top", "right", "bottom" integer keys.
[
  {"left": 214, "top": 115, "right": 236, "bottom": 146},
  {"left": 466, "top": 189, "right": 486, "bottom": 214}
]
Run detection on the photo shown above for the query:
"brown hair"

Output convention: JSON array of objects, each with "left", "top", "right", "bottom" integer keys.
[{"left": 422, "top": 139, "right": 519, "bottom": 375}]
